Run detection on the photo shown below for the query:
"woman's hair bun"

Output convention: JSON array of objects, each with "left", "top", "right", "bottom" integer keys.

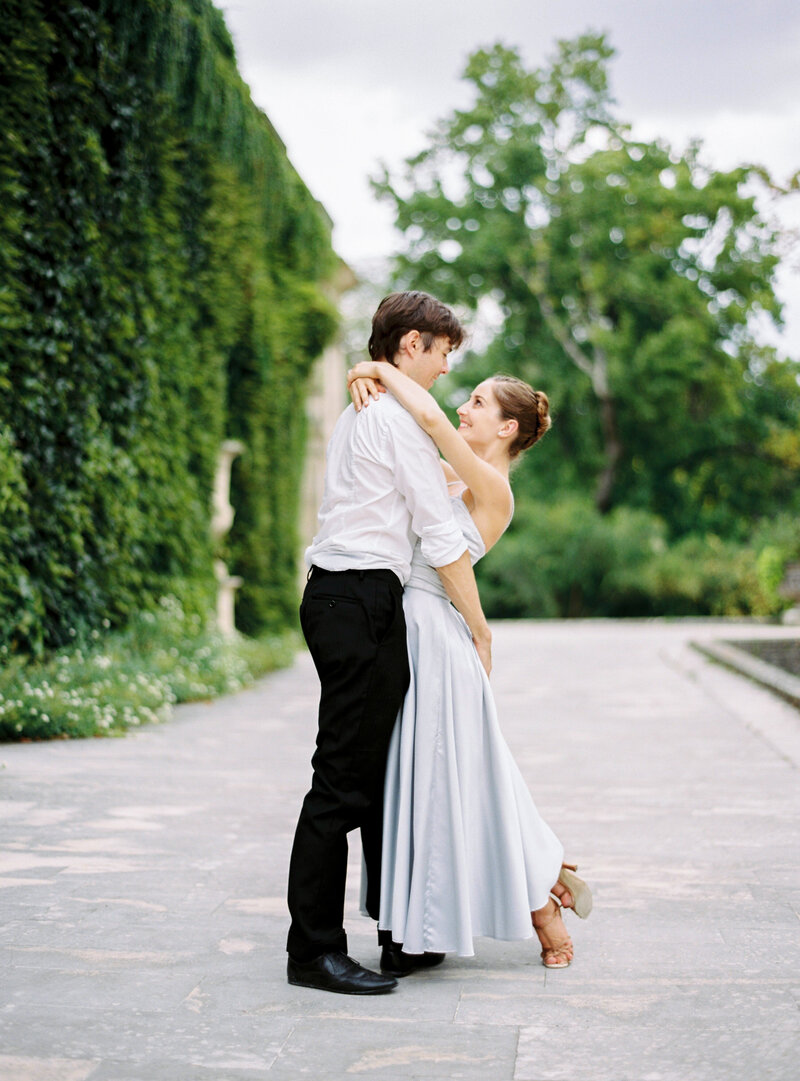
[{"left": 491, "top": 376, "right": 551, "bottom": 459}]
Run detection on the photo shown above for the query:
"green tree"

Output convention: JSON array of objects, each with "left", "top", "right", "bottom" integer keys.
[{"left": 374, "top": 36, "right": 800, "bottom": 537}]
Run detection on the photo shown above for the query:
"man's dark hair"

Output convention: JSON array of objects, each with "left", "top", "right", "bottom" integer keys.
[{"left": 368, "top": 291, "right": 464, "bottom": 364}]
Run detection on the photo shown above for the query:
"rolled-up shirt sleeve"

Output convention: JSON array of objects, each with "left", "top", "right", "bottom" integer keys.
[{"left": 384, "top": 410, "right": 467, "bottom": 569}]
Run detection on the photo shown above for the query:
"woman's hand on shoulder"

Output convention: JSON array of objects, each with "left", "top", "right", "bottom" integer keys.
[
  {"left": 347, "top": 361, "right": 387, "bottom": 412},
  {"left": 349, "top": 376, "right": 385, "bottom": 412}
]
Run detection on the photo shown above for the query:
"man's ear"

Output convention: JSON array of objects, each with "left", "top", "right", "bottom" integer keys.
[{"left": 398, "top": 329, "right": 421, "bottom": 357}]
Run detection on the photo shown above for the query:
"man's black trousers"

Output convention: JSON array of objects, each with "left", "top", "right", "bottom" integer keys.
[{"left": 286, "top": 567, "right": 410, "bottom": 963}]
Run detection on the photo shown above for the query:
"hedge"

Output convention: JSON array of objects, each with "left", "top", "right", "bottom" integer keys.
[{"left": 0, "top": 0, "right": 338, "bottom": 656}]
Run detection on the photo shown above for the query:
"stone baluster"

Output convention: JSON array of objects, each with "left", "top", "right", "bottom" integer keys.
[{"left": 211, "top": 439, "right": 245, "bottom": 636}]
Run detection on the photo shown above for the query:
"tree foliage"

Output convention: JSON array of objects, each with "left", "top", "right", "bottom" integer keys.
[
  {"left": 0, "top": 0, "right": 337, "bottom": 655},
  {"left": 375, "top": 37, "right": 800, "bottom": 545}
]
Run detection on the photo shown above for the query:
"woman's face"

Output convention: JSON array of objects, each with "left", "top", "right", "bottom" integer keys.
[{"left": 456, "top": 380, "right": 504, "bottom": 447}]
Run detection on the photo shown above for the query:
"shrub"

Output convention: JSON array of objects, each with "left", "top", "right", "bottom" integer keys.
[
  {"left": 477, "top": 496, "right": 664, "bottom": 618},
  {"left": 477, "top": 493, "right": 788, "bottom": 619},
  {"left": 0, "top": 594, "right": 297, "bottom": 741},
  {"left": 609, "top": 534, "right": 775, "bottom": 617}
]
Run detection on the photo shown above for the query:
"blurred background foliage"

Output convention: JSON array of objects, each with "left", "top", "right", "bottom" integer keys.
[
  {"left": 0, "top": 0, "right": 338, "bottom": 659},
  {"left": 373, "top": 35, "right": 800, "bottom": 618}
]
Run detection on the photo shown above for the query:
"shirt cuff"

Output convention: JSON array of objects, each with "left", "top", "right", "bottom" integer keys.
[{"left": 419, "top": 522, "right": 468, "bottom": 569}]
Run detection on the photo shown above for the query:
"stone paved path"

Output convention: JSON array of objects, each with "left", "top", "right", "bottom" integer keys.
[{"left": 1, "top": 620, "right": 798, "bottom": 1081}]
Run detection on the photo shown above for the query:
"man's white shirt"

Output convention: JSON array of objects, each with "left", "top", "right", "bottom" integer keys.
[{"left": 305, "top": 393, "right": 467, "bottom": 584}]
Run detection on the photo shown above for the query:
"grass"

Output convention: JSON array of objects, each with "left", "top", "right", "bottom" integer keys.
[{"left": 0, "top": 595, "right": 298, "bottom": 741}]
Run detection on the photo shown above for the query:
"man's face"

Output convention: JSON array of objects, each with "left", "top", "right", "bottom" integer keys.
[{"left": 403, "top": 334, "right": 452, "bottom": 389}]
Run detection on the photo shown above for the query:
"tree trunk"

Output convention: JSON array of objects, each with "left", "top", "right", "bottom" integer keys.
[
  {"left": 595, "top": 388, "right": 623, "bottom": 514},
  {"left": 526, "top": 273, "right": 624, "bottom": 513}
]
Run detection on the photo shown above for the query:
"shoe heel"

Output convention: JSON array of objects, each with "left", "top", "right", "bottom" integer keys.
[{"left": 558, "top": 866, "right": 593, "bottom": 919}]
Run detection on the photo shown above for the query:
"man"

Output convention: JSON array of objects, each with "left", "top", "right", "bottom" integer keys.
[{"left": 286, "top": 291, "right": 492, "bottom": 995}]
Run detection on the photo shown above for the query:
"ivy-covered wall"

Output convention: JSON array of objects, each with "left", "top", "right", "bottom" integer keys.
[{"left": 0, "top": 0, "right": 338, "bottom": 655}]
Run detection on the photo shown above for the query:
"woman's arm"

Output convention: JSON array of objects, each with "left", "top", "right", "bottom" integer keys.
[
  {"left": 347, "top": 361, "right": 510, "bottom": 515},
  {"left": 349, "top": 361, "right": 440, "bottom": 430}
]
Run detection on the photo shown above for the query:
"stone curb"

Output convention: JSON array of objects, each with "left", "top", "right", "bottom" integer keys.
[{"left": 690, "top": 637, "right": 800, "bottom": 709}]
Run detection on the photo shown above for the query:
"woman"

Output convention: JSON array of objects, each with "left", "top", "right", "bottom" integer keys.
[{"left": 348, "top": 360, "right": 591, "bottom": 969}]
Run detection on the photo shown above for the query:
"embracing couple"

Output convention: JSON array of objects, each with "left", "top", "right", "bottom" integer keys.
[{"left": 286, "top": 291, "right": 591, "bottom": 995}]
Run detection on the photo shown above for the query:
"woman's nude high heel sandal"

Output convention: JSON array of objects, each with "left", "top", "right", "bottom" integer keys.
[
  {"left": 557, "top": 863, "right": 593, "bottom": 919},
  {"left": 531, "top": 898, "right": 574, "bottom": 969}
]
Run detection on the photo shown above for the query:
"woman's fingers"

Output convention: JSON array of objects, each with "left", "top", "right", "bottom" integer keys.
[
  {"left": 348, "top": 378, "right": 362, "bottom": 410},
  {"left": 350, "top": 377, "right": 383, "bottom": 411}
]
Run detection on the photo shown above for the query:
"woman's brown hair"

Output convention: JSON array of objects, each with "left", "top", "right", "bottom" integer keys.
[{"left": 491, "top": 375, "right": 551, "bottom": 459}]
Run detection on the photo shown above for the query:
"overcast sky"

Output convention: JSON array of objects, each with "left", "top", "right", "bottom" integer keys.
[{"left": 216, "top": 0, "right": 800, "bottom": 356}]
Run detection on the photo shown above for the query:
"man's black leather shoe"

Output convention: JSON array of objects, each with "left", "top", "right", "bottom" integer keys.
[
  {"left": 380, "top": 942, "right": 446, "bottom": 977},
  {"left": 287, "top": 951, "right": 398, "bottom": 995}
]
